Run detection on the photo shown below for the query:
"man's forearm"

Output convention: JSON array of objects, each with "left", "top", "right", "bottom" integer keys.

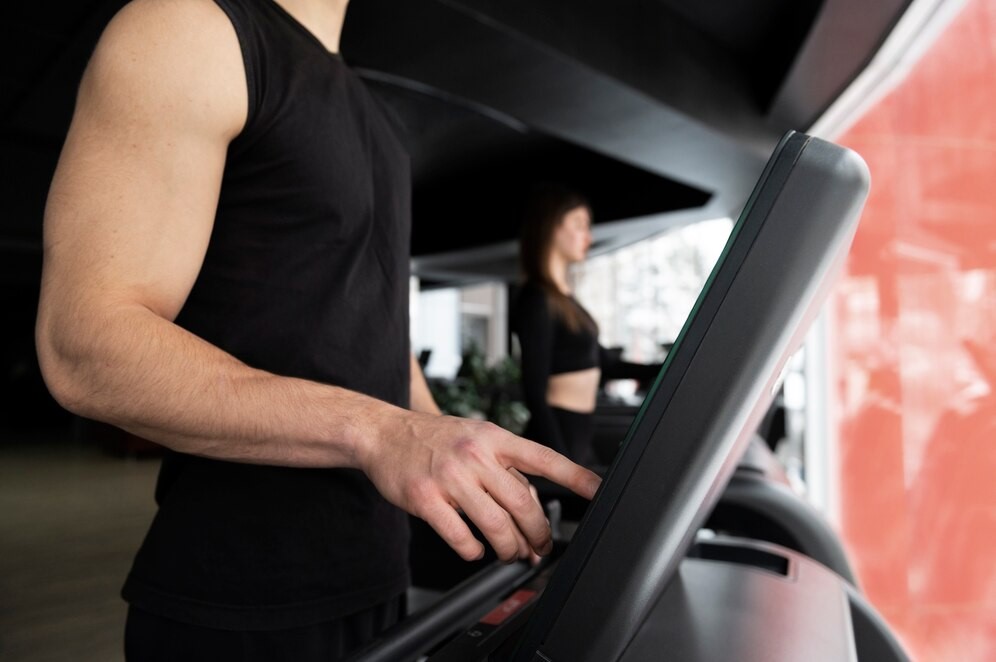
[
  {"left": 37, "top": 303, "right": 399, "bottom": 468},
  {"left": 37, "top": 300, "right": 601, "bottom": 562}
]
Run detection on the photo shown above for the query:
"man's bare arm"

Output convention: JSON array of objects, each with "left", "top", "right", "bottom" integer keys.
[
  {"left": 36, "top": 0, "right": 347, "bottom": 465},
  {"left": 36, "top": 0, "right": 598, "bottom": 563}
]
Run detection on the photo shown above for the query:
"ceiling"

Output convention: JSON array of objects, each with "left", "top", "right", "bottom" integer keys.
[{"left": 2, "top": 0, "right": 914, "bottom": 291}]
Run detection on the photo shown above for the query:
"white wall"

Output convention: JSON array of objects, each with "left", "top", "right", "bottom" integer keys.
[{"left": 413, "top": 287, "right": 461, "bottom": 378}]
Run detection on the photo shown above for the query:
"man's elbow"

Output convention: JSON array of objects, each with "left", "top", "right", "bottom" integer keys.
[{"left": 35, "top": 315, "right": 94, "bottom": 418}]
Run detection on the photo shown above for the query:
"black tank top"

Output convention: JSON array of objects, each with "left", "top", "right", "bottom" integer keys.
[{"left": 122, "top": 0, "right": 411, "bottom": 629}]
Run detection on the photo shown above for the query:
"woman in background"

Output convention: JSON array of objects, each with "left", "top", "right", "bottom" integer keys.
[{"left": 513, "top": 185, "right": 659, "bottom": 466}]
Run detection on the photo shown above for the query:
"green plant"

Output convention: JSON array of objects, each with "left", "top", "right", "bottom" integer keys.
[{"left": 429, "top": 343, "right": 530, "bottom": 435}]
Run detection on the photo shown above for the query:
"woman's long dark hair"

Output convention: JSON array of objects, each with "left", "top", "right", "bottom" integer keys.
[{"left": 519, "top": 184, "right": 596, "bottom": 333}]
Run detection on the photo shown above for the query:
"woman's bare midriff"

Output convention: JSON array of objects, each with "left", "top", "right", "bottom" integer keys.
[{"left": 546, "top": 367, "right": 601, "bottom": 413}]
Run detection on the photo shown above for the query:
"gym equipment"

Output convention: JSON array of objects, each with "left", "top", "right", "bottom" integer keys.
[{"left": 350, "top": 132, "right": 908, "bottom": 662}]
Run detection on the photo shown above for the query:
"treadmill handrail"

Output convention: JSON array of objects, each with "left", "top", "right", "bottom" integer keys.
[{"left": 344, "top": 560, "right": 535, "bottom": 662}]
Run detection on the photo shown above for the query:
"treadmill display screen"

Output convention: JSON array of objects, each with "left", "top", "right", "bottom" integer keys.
[{"left": 511, "top": 132, "right": 870, "bottom": 662}]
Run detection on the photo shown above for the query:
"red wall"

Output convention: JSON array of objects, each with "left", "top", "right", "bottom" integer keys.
[{"left": 833, "top": 0, "right": 996, "bottom": 659}]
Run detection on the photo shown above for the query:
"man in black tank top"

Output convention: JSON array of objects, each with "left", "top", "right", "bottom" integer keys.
[{"left": 35, "top": 0, "right": 601, "bottom": 659}]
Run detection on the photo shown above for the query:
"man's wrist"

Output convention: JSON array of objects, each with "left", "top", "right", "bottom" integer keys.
[{"left": 343, "top": 394, "right": 410, "bottom": 472}]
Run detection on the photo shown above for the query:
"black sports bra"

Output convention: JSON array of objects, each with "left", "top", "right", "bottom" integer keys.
[
  {"left": 513, "top": 282, "right": 600, "bottom": 378},
  {"left": 511, "top": 281, "right": 663, "bottom": 459}
]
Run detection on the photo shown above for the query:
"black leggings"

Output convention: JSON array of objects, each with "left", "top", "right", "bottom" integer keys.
[
  {"left": 124, "top": 595, "right": 404, "bottom": 662},
  {"left": 525, "top": 405, "right": 594, "bottom": 467}
]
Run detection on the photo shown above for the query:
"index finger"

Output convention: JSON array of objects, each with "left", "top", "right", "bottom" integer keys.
[{"left": 501, "top": 437, "right": 601, "bottom": 500}]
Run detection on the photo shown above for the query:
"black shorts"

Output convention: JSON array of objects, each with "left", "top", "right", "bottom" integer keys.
[{"left": 124, "top": 595, "right": 404, "bottom": 662}]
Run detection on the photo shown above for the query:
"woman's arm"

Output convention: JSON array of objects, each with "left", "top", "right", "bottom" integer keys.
[
  {"left": 410, "top": 353, "right": 443, "bottom": 415},
  {"left": 513, "top": 287, "right": 568, "bottom": 455},
  {"left": 599, "top": 345, "right": 664, "bottom": 384}
]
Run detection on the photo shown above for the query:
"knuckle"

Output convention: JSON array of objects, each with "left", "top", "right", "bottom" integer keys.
[
  {"left": 507, "top": 483, "right": 536, "bottom": 512},
  {"left": 403, "top": 477, "right": 435, "bottom": 507},
  {"left": 476, "top": 508, "right": 508, "bottom": 535},
  {"left": 436, "top": 456, "right": 465, "bottom": 484},
  {"left": 530, "top": 442, "right": 559, "bottom": 469},
  {"left": 493, "top": 537, "right": 518, "bottom": 563},
  {"left": 481, "top": 421, "right": 502, "bottom": 437},
  {"left": 541, "top": 443, "right": 562, "bottom": 463},
  {"left": 440, "top": 517, "right": 467, "bottom": 543},
  {"left": 451, "top": 436, "right": 487, "bottom": 463}
]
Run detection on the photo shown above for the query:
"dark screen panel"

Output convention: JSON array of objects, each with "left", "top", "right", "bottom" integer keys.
[{"left": 511, "top": 132, "right": 870, "bottom": 662}]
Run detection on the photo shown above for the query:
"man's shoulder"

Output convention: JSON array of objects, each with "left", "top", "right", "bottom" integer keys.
[
  {"left": 106, "top": 0, "right": 233, "bottom": 40},
  {"left": 93, "top": 0, "right": 242, "bottom": 86},
  {"left": 86, "top": 0, "right": 246, "bottom": 138}
]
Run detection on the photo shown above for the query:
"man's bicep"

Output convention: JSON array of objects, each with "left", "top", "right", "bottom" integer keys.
[{"left": 42, "top": 0, "right": 246, "bottom": 320}]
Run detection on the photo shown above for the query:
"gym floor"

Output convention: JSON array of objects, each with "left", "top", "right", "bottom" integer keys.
[{"left": 0, "top": 425, "right": 159, "bottom": 662}]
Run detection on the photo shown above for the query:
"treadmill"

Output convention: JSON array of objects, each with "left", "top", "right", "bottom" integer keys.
[{"left": 347, "top": 132, "right": 910, "bottom": 661}]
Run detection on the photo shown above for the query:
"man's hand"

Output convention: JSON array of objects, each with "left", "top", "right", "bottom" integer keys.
[{"left": 359, "top": 413, "right": 601, "bottom": 563}]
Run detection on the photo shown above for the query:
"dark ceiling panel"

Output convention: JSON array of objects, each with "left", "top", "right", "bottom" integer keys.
[
  {"left": 342, "top": 0, "right": 767, "bottom": 217},
  {"left": 657, "top": 0, "right": 826, "bottom": 108},
  {"left": 769, "top": 0, "right": 913, "bottom": 128},
  {"left": 448, "top": 0, "right": 823, "bottom": 132},
  {"left": 363, "top": 78, "right": 711, "bottom": 256},
  {"left": 659, "top": 0, "right": 802, "bottom": 54},
  {"left": 0, "top": 0, "right": 919, "bottom": 285}
]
